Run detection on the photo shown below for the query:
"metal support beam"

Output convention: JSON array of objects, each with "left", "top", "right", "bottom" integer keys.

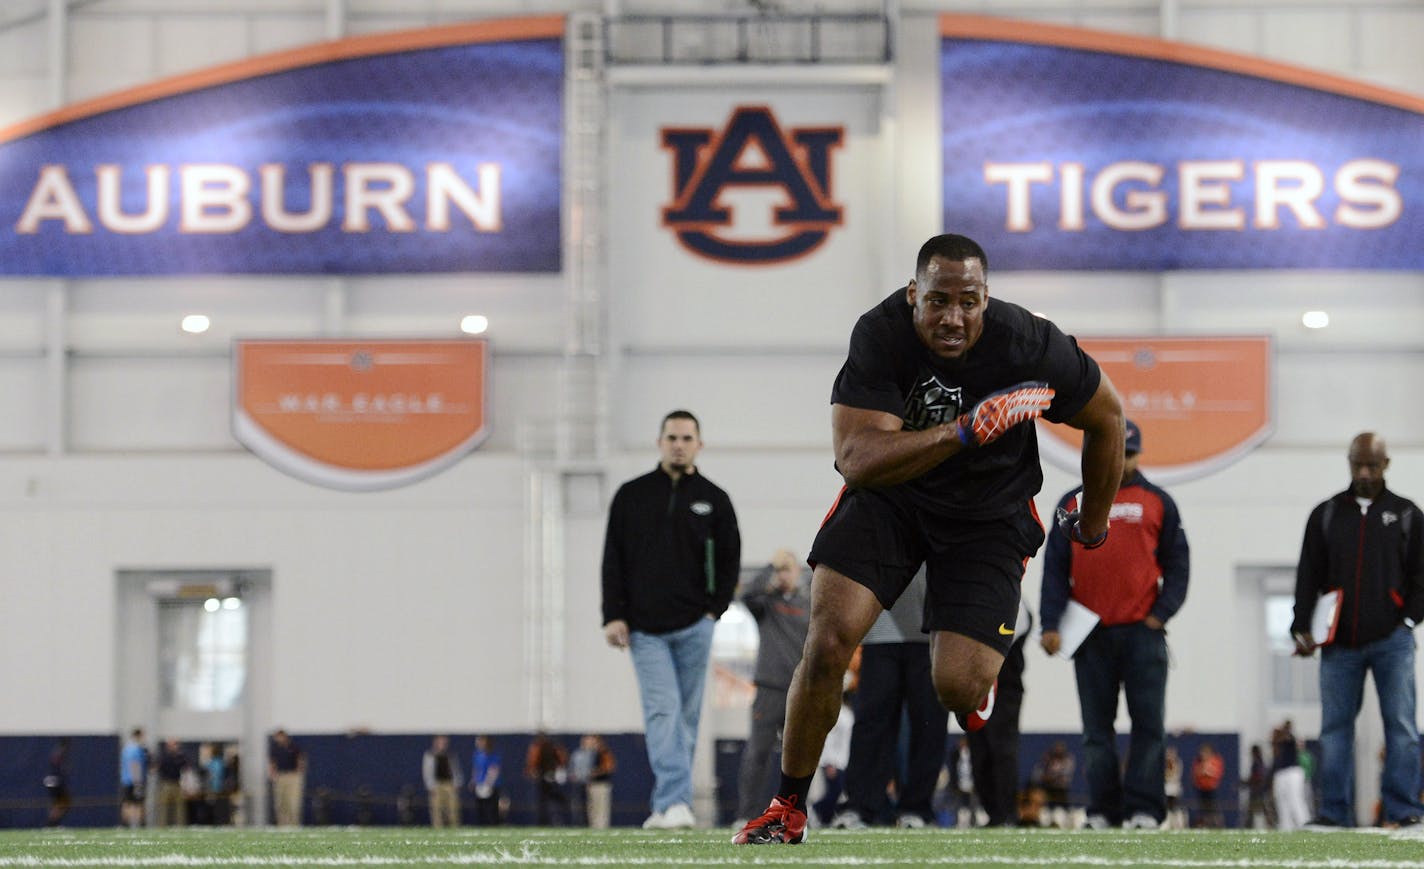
[
  {"left": 325, "top": 0, "right": 346, "bottom": 41},
  {"left": 45, "top": 1, "right": 70, "bottom": 456},
  {"left": 1160, "top": 0, "right": 1180, "bottom": 41},
  {"left": 323, "top": 278, "right": 347, "bottom": 335},
  {"left": 47, "top": 0, "right": 67, "bottom": 107},
  {"left": 45, "top": 282, "right": 68, "bottom": 456},
  {"left": 522, "top": 468, "right": 566, "bottom": 728}
]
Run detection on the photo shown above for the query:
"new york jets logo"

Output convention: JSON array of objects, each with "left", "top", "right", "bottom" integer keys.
[{"left": 661, "top": 106, "right": 844, "bottom": 264}]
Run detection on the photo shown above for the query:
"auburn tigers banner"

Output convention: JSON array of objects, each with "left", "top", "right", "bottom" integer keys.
[
  {"left": 233, "top": 339, "right": 488, "bottom": 491},
  {"left": 941, "top": 16, "right": 1424, "bottom": 270},
  {"left": 0, "top": 18, "right": 562, "bottom": 275},
  {"left": 1038, "top": 336, "right": 1273, "bottom": 483}
]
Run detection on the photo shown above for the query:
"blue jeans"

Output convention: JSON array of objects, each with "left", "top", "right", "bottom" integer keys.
[
  {"left": 629, "top": 617, "right": 715, "bottom": 813},
  {"left": 1073, "top": 621, "right": 1169, "bottom": 823},
  {"left": 1318, "top": 626, "right": 1424, "bottom": 825}
]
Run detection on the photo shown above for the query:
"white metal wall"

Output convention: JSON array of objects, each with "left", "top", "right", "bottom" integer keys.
[{"left": 0, "top": 1, "right": 1419, "bottom": 756}]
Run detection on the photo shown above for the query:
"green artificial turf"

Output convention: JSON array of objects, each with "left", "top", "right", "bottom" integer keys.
[{"left": 0, "top": 825, "right": 1421, "bottom": 868}]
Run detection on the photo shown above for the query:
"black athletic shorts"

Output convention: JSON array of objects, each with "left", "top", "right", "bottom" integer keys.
[
  {"left": 122, "top": 785, "right": 143, "bottom": 804},
  {"left": 808, "top": 486, "right": 1044, "bottom": 655}
]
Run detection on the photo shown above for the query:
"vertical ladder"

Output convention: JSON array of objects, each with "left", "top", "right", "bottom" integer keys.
[
  {"left": 524, "top": 13, "right": 610, "bottom": 730},
  {"left": 561, "top": 11, "right": 608, "bottom": 464}
]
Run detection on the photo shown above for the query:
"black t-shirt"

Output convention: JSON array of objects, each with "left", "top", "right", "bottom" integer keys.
[
  {"left": 270, "top": 742, "right": 302, "bottom": 773},
  {"left": 830, "top": 290, "right": 1100, "bottom": 518},
  {"left": 157, "top": 748, "right": 188, "bottom": 783}
]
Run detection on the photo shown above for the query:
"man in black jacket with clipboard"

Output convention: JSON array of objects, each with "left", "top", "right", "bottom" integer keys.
[{"left": 1292, "top": 432, "right": 1424, "bottom": 829}]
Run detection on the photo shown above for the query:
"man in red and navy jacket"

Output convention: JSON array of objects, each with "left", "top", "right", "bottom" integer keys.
[{"left": 1040, "top": 419, "right": 1189, "bottom": 830}]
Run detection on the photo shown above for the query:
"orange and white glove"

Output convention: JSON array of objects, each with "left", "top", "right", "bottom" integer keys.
[{"left": 955, "top": 381, "right": 1055, "bottom": 447}]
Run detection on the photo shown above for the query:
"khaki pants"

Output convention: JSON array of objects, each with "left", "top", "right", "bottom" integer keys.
[
  {"left": 586, "top": 781, "right": 612, "bottom": 829},
  {"left": 156, "top": 781, "right": 186, "bottom": 827},
  {"left": 429, "top": 782, "right": 460, "bottom": 828},
  {"left": 273, "top": 772, "right": 304, "bottom": 826}
]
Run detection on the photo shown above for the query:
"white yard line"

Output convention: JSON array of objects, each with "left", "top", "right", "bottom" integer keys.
[{"left": 3, "top": 852, "right": 1424, "bottom": 868}]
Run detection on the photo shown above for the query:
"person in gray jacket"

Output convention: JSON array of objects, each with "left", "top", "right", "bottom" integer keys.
[{"left": 734, "top": 550, "right": 812, "bottom": 824}]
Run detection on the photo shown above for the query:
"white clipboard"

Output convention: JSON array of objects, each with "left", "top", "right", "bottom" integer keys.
[
  {"left": 1312, "top": 589, "right": 1342, "bottom": 645},
  {"left": 1054, "top": 599, "right": 1101, "bottom": 659}
]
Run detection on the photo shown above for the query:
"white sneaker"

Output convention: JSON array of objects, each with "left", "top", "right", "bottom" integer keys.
[
  {"left": 830, "top": 810, "right": 867, "bottom": 829},
  {"left": 1084, "top": 814, "right": 1112, "bottom": 830},
  {"left": 896, "top": 813, "right": 927, "bottom": 829},
  {"left": 1124, "top": 813, "right": 1160, "bottom": 830},
  {"left": 642, "top": 811, "right": 665, "bottom": 829},
  {"left": 660, "top": 803, "right": 696, "bottom": 829}
]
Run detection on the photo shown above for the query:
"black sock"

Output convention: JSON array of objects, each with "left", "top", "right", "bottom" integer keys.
[{"left": 777, "top": 772, "right": 815, "bottom": 808}]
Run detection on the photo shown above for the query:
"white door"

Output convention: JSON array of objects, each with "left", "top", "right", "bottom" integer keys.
[
  {"left": 1237, "top": 565, "right": 1381, "bottom": 826},
  {"left": 116, "top": 569, "right": 272, "bottom": 825}
]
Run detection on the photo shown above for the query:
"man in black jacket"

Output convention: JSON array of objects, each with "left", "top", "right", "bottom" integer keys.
[
  {"left": 602, "top": 409, "right": 741, "bottom": 830},
  {"left": 1292, "top": 432, "right": 1424, "bottom": 828}
]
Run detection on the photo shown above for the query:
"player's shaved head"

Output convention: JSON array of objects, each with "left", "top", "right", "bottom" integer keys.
[
  {"left": 1348, "top": 432, "right": 1389, "bottom": 499},
  {"left": 915, "top": 233, "right": 988, "bottom": 281}
]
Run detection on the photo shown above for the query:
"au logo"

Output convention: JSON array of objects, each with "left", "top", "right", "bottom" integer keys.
[{"left": 661, "top": 106, "right": 844, "bottom": 264}]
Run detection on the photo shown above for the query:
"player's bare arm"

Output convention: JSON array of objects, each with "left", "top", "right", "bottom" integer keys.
[
  {"left": 1065, "top": 374, "right": 1126, "bottom": 539},
  {"left": 833, "top": 380, "right": 1057, "bottom": 489},
  {"left": 832, "top": 403, "right": 966, "bottom": 488}
]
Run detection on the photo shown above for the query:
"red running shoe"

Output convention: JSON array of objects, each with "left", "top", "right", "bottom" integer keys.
[
  {"left": 956, "top": 678, "right": 997, "bottom": 733},
  {"left": 731, "top": 795, "right": 807, "bottom": 845}
]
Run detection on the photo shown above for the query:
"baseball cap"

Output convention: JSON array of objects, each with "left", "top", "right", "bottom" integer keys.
[{"left": 1125, "top": 419, "right": 1142, "bottom": 455}]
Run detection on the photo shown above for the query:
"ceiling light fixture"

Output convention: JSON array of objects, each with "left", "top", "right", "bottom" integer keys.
[{"left": 181, "top": 314, "right": 211, "bottom": 334}]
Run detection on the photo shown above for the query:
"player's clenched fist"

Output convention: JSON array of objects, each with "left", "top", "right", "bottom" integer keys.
[
  {"left": 955, "top": 381, "right": 1055, "bottom": 447},
  {"left": 1055, "top": 507, "right": 1109, "bottom": 549}
]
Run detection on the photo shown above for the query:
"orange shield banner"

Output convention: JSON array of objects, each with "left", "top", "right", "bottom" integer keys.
[
  {"left": 1038, "top": 336, "right": 1272, "bottom": 483},
  {"left": 233, "top": 339, "right": 488, "bottom": 490}
]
